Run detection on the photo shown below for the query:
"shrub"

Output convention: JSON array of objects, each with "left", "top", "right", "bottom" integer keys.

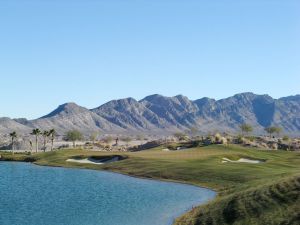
[
  {"left": 220, "top": 137, "right": 228, "bottom": 145},
  {"left": 282, "top": 135, "right": 290, "bottom": 142},
  {"left": 214, "top": 133, "right": 222, "bottom": 143}
]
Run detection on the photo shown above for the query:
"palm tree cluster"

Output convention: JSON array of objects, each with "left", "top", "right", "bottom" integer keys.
[
  {"left": 9, "top": 131, "right": 17, "bottom": 155},
  {"left": 8, "top": 129, "right": 56, "bottom": 154},
  {"left": 30, "top": 128, "right": 56, "bottom": 153}
]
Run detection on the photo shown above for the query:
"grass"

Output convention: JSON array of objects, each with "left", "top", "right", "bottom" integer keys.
[
  {"left": 175, "top": 175, "right": 300, "bottom": 225},
  {"left": 1, "top": 144, "right": 300, "bottom": 224}
]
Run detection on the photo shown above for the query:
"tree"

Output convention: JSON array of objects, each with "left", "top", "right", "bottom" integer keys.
[
  {"left": 136, "top": 134, "right": 144, "bottom": 141},
  {"left": 282, "top": 135, "right": 290, "bottom": 142},
  {"left": 42, "top": 130, "right": 50, "bottom": 152},
  {"left": 29, "top": 139, "right": 33, "bottom": 153},
  {"left": 173, "top": 132, "right": 186, "bottom": 141},
  {"left": 49, "top": 129, "right": 56, "bottom": 151},
  {"left": 90, "top": 132, "right": 99, "bottom": 144},
  {"left": 103, "top": 136, "right": 113, "bottom": 146},
  {"left": 9, "top": 131, "right": 17, "bottom": 155},
  {"left": 282, "top": 135, "right": 291, "bottom": 150},
  {"left": 31, "top": 129, "right": 41, "bottom": 153},
  {"left": 265, "top": 127, "right": 274, "bottom": 137},
  {"left": 274, "top": 127, "right": 282, "bottom": 137},
  {"left": 189, "top": 127, "right": 199, "bottom": 138},
  {"left": 265, "top": 126, "right": 282, "bottom": 138},
  {"left": 65, "top": 130, "right": 83, "bottom": 148},
  {"left": 121, "top": 137, "right": 132, "bottom": 146},
  {"left": 240, "top": 124, "right": 253, "bottom": 136}
]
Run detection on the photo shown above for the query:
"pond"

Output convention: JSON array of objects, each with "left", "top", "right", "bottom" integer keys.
[{"left": 0, "top": 162, "right": 215, "bottom": 225}]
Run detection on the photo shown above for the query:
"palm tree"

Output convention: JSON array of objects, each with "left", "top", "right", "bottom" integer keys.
[
  {"left": 31, "top": 129, "right": 41, "bottom": 153},
  {"left": 49, "top": 129, "right": 56, "bottom": 151},
  {"left": 189, "top": 127, "right": 199, "bottom": 139},
  {"left": 42, "top": 130, "right": 50, "bottom": 152},
  {"left": 9, "top": 131, "right": 17, "bottom": 155},
  {"left": 275, "top": 127, "right": 282, "bottom": 137},
  {"left": 29, "top": 139, "right": 33, "bottom": 153}
]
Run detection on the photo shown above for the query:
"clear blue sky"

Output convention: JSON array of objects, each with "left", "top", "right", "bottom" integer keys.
[{"left": 0, "top": 0, "right": 299, "bottom": 119}]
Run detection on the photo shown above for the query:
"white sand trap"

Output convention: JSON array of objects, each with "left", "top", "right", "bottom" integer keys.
[
  {"left": 222, "top": 157, "right": 263, "bottom": 164},
  {"left": 162, "top": 148, "right": 170, "bottom": 151},
  {"left": 177, "top": 147, "right": 188, "bottom": 150},
  {"left": 66, "top": 157, "right": 120, "bottom": 165}
]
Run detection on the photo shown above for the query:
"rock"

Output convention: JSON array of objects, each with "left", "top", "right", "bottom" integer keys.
[{"left": 1, "top": 93, "right": 300, "bottom": 136}]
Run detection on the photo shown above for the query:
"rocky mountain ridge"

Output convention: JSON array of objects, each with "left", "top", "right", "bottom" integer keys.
[{"left": 1, "top": 93, "right": 299, "bottom": 136}]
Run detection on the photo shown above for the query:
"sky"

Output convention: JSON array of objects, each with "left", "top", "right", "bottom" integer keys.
[{"left": 0, "top": 0, "right": 299, "bottom": 119}]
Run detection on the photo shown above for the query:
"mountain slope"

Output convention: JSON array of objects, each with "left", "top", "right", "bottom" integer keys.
[
  {"left": 273, "top": 95, "right": 300, "bottom": 132},
  {"left": 1, "top": 93, "right": 300, "bottom": 135},
  {"left": 140, "top": 94, "right": 199, "bottom": 128},
  {"left": 193, "top": 93, "right": 276, "bottom": 133},
  {"left": 29, "top": 103, "right": 124, "bottom": 135},
  {"left": 0, "top": 117, "right": 31, "bottom": 134},
  {"left": 92, "top": 98, "right": 173, "bottom": 132}
]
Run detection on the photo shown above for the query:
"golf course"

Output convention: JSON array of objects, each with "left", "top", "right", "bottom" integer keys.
[{"left": 1, "top": 144, "right": 300, "bottom": 225}]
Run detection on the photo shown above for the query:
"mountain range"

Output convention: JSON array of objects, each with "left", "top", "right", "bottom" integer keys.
[{"left": 1, "top": 92, "right": 300, "bottom": 136}]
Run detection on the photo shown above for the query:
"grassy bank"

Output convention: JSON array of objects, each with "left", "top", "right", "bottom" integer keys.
[
  {"left": 1, "top": 144, "right": 300, "bottom": 224},
  {"left": 175, "top": 175, "right": 300, "bottom": 225}
]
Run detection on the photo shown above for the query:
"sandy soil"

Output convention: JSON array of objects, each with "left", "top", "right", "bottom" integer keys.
[
  {"left": 222, "top": 157, "right": 263, "bottom": 164},
  {"left": 66, "top": 157, "right": 120, "bottom": 165}
]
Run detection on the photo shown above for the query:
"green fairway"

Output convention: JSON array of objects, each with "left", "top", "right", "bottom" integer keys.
[{"left": 1, "top": 144, "right": 300, "bottom": 224}]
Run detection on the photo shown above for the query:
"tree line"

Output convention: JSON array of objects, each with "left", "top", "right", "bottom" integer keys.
[
  {"left": 239, "top": 124, "right": 283, "bottom": 138},
  {"left": 7, "top": 124, "right": 287, "bottom": 154},
  {"left": 7, "top": 129, "right": 135, "bottom": 154},
  {"left": 9, "top": 129, "right": 56, "bottom": 155},
  {"left": 173, "top": 124, "right": 286, "bottom": 141}
]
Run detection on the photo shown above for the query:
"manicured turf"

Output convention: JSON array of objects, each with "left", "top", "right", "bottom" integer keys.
[
  {"left": 175, "top": 175, "right": 300, "bottom": 225},
  {"left": 1, "top": 144, "right": 300, "bottom": 224}
]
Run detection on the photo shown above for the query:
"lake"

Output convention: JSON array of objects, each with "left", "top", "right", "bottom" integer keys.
[{"left": 0, "top": 162, "right": 215, "bottom": 225}]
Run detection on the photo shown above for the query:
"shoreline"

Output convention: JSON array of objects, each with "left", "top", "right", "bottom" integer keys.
[
  {"left": 1, "top": 146, "right": 300, "bottom": 225},
  {"left": 0, "top": 159, "right": 217, "bottom": 225}
]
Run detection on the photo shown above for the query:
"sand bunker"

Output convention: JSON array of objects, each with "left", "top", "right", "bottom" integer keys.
[
  {"left": 222, "top": 157, "right": 263, "bottom": 164},
  {"left": 66, "top": 157, "right": 120, "bottom": 165}
]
